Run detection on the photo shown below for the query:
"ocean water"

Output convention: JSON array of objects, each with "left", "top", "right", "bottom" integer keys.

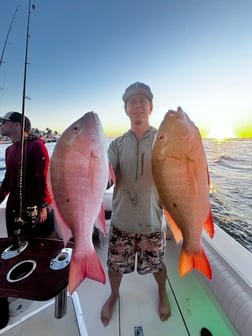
[
  {"left": 204, "top": 138, "right": 252, "bottom": 253},
  {"left": 0, "top": 139, "right": 251, "bottom": 253}
]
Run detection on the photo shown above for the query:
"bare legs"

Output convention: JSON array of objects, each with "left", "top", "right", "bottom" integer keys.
[
  {"left": 101, "top": 270, "right": 122, "bottom": 326},
  {"left": 101, "top": 263, "right": 171, "bottom": 326},
  {"left": 153, "top": 262, "right": 171, "bottom": 321}
]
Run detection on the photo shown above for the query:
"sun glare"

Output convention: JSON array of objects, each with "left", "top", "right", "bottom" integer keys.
[{"left": 207, "top": 126, "right": 235, "bottom": 140}]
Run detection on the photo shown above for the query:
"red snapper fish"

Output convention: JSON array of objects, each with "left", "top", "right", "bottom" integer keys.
[
  {"left": 49, "top": 111, "right": 115, "bottom": 294},
  {"left": 152, "top": 107, "right": 214, "bottom": 279}
]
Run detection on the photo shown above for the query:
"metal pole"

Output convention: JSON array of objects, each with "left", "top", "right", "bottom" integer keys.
[{"left": 55, "top": 287, "right": 68, "bottom": 319}]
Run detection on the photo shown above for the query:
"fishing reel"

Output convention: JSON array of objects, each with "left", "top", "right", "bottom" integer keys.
[{"left": 23, "top": 205, "right": 39, "bottom": 228}]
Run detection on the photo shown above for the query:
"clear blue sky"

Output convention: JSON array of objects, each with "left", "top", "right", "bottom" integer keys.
[{"left": 1, "top": 0, "right": 252, "bottom": 138}]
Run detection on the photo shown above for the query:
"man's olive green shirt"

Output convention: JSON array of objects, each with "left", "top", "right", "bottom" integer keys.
[{"left": 108, "top": 127, "right": 164, "bottom": 234}]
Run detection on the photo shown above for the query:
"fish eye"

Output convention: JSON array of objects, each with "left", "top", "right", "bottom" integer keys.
[
  {"left": 157, "top": 133, "right": 165, "bottom": 143},
  {"left": 73, "top": 124, "right": 80, "bottom": 133}
]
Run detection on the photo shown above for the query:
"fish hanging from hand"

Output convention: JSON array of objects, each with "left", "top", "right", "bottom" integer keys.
[
  {"left": 152, "top": 107, "right": 214, "bottom": 279},
  {"left": 49, "top": 111, "right": 115, "bottom": 294}
]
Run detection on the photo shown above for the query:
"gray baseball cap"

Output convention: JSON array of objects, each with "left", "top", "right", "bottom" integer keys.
[
  {"left": 0, "top": 111, "right": 31, "bottom": 132},
  {"left": 122, "top": 82, "right": 153, "bottom": 102}
]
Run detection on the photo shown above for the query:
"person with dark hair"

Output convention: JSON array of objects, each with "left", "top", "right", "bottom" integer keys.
[
  {"left": 0, "top": 111, "right": 54, "bottom": 329},
  {"left": 101, "top": 83, "right": 171, "bottom": 326}
]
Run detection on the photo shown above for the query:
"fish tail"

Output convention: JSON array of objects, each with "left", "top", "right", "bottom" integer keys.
[
  {"left": 68, "top": 251, "right": 106, "bottom": 295},
  {"left": 179, "top": 246, "right": 212, "bottom": 280}
]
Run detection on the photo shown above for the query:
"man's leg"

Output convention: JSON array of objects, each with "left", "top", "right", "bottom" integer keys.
[
  {"left": 101, "top": 270, "right": 122, "bottom": 326},
  {"left": 153, "top": 262, "right": 171, "bottom": 321}
]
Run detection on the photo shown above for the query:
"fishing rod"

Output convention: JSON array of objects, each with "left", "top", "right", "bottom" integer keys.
[
  {"left": 0, "top": 4, "right": 20, "bottom": 69},
  {"left": 12, "top": 0, "right": 35, "bottom": 250}
]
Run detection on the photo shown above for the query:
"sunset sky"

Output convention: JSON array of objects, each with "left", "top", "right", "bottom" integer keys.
[{"left": 0, "top": 0, "right": 252, "bottom": 139}]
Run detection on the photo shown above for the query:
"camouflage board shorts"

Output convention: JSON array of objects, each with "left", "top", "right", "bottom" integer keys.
[{"left": 107, "top": 225, "right": 166, "bottom": 274}]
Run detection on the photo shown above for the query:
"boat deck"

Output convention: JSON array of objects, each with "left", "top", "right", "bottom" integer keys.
[{"left": 0, "top": 237, "right": 239, "bottom": 336}]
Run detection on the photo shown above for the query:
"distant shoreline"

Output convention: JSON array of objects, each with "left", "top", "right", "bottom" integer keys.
[
  {"left": 0, "top": 136, "right": 251, "bottom": 146},
  {"left": 0, "top": 135, "right": 58, "bottom": 144}
]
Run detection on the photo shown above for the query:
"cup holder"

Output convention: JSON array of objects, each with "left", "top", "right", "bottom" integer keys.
[{"left": 7, "top": 260, "right": 36, "bottom": 283}]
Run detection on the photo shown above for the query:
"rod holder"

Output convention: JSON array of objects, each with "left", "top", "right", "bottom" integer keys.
[
  {"left": 1, "top": 240, "right": 28, "bottom": 260},
  {"left": 50, "top": 248, "right": 72, "bottom": 270}
]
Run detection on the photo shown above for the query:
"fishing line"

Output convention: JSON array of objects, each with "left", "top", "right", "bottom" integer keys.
[
  {"left": 0, "top": 3, "right": 20, "bottom": 93},
  {"left": 0, "top": 4, "right": 20, "bottom": 69}
]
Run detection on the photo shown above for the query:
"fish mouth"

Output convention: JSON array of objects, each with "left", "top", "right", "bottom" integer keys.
[
  {"left": 167, "top": 110, "right": 184, "bottom": 120},
  {"left": 163, "top": 110, "right": 192, "bottom": 139},
  {"left": 82, "top": 111, "right": 103, "bottom": 132},
  {"left": 84, "top": 111, "right": 99, "bottom": 122}
]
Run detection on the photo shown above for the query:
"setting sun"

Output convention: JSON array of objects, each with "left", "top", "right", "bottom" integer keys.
[{"left": 207, "top": 126, "right": 236, "bottom": 140}]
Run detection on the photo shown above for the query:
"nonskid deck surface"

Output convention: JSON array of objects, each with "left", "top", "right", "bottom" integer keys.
[
  {"left": 78, "top": 239, "right": 239, "bottom": 336},
  {"left": 0, "top": 297, "right": 81, "bottom": 336},
  {"left": 0, "top": 238, "right": 239, "bottom": 336}
]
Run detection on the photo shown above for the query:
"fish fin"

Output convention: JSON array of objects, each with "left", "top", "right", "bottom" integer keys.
[
  {"left": 95, "top": 204, "right": 106, "bottom": 234},
  {"left": 179, "top": 246, "right": 212, "bottom": 280},
  {"left": 203, "top": 209, "right": 215, "bottom": 238},
  {"left": 52, "top": 200, "right": 72, "bottom": 246},
  {"left": 207, "top": 166, "right": 211, "bottom": 187},
  {"left": 48, "top": 169, "right": 72, "bottom": 245},
  {"left": 164, "top": 210, "right": 183, "bottom": 244},
  {"left": 186, "top": 160, "right": 198, "bottom": 195},
  {"left": 88, "top": 153, "right": 96, "bottom": 187},
  {"left": 109, "top": 162, "right": 116, "bottom": 186},
  {"left": 68, "top": 250, "right": 106, "bottom": 295}
]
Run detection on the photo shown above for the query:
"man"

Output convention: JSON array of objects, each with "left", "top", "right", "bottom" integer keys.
[
  {"left": 101, "top": 82, "right": 170, "bottom": 326},
  {"left": 0, "top": 111, "right": 54, "bottom": 329}
]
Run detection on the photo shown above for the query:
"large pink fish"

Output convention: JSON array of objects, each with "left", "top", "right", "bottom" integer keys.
[
  {"left": 152, "top": 107, "right": 214, "bottom": 279},
  {"left": 49, "top": 112, "right": 115, "bottom": 294}
]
